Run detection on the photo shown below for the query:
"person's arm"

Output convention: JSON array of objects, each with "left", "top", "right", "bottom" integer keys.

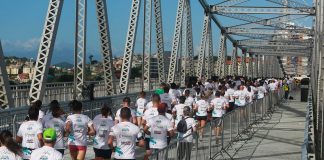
[
  {"left": 143, "top": 125, "right": 151, "bottom": 135},
  {"left": 167, "top": 129, "right": 175, "bottom": 138},
  {"left": 137, "top": 139, "right": 145, "bottom": 148},
  {"left": 16, "top": 136, "right": 22, "bottom": 144},
  {"left": 108, "top": 135, "right": 114, "bottom": 149},
  {"left": 88, "top": 123, "right": 95, "bottom": 136},
  {"left": 37, "top": 133, "right": 44, "bottom": 146},
  {"left": 65, "top": 121, "right": 72, "bottom": 136}
]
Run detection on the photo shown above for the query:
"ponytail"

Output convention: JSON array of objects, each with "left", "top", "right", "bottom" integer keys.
[{"left": 0, "top": 130, "right": 21, "bottom": 155}]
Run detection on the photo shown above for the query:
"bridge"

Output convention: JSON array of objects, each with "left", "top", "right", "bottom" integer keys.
[{"left": 0, "top": 0, "right": 322, "bottom": 159}]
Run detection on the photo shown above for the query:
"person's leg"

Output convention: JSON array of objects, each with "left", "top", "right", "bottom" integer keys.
[
  {"left": 77, "top": 150, "right": 87, "bottom": 160},
  {"left": 69, "top": 145, "right": 78, "bottom": 160},
  {"left": 200, "top": 119, "right": 206, "bottom": 139},
  {"left": 137, "top": 117, "right": 142, "bottom": 128},
  {"left": 144, "top": 138, "right": 152, "bottom": 160}
]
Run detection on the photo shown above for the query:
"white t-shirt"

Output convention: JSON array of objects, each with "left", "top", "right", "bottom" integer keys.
[
  {"left": 177, "top": 117, "right": 196, "bottom": 142},
  {"left": 145, "top": 101, "right": 153, "bottom": 110},
  {"left": 38, "top": 110, "right": 45, "bottom": 124},
  {"left": 195, "top": 100, "right": 209, "bottom": 117},
  {"left": 160, "top": 93, "right": 172, "bottom": 110},
  {"left": 268, "top": 83, "right": 277, "bottom": 91},
  {"left": 234, "top": 90, "right": 249, "bottom": 107},
  {"left": 30, "top": 146, "right": 62, "bottom": 160},
  {"left": 115, "top": 107, "right": 136, "bottom": 123},
  {"left": 172, "top": 104, "right": 186, "bottom": 121},
  {"left": 210, "top": 98, "right": 227, "bottom": 117},
  {"left": 0, "top": 146, "right": 22, "bottom": 160},
  {"left": 17, "top": 121, "right": 43, "bottom": 149},
  {"left": 184, "top": 96, "right": 195, "bottom": 108},
  {"left": 247, "top": 90, "right": 255, "bottom": 103},
  {"left": 110, "top": 122, "right": 141, "bottom": 159},
  {"left": 44, "top": 117, "right": 65, "bottom": 149},
  {"left": 93, "top": 114, "right": 114, "bottom": 149},
  {"left": 257, "top": 86, "right": 267, "bottom": 99},
  {"left": 224, "top": 88, "right": 235, "bottom": 102},
  {"left": 42, "top": 112, "right": 53, "bottom": 127},
  {"left": 147, "top": 115, "right": 173, "bottom": 149},
  {"left": 142, "top": 107, "right": 158, "bottom": 122},
  {"left": 66, "top": 114, "right": 93, "bottom": 146},
  {"left": 135, "top": 98, "right": 148, "bottom": 117},
  {"left": 169, "top": 89, "right": 180, "bottom": 101}
]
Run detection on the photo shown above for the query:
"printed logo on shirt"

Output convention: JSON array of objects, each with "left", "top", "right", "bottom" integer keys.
[{"left": 115, "top": 147, "right": 124, "bottom": 156}]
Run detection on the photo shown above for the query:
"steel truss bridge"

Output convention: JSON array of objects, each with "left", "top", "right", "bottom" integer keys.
[{"left": 0, "top": 0, "right": 324, "bottom": 159}]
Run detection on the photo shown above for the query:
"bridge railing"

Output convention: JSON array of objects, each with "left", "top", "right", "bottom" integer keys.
[
  {"left": 301, "top": 85, "right": 316, "bottom": 160},
  {"left": 149, "top": 91, "right": 282, "bottom": 160},
  {"left": 9, "top": 78, "right": 160, "bottom": 107},
  {"left": 0, "top": 91, "right": 154, "bottom": 137}
]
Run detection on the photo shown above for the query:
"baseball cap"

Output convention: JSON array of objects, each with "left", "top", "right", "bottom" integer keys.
[
  {"left": 155, "top": 88, "right": 164, "bottom": 95},
  {"left": 43, "top": 128, "right": 57, "bottom": 142}
]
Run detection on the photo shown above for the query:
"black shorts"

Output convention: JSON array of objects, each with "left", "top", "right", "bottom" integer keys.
[
  {"left": 56, "top": 149, "right": 64, "bottom": 156},
  {"left": 93, "top": 148, "right": 112, "bottom": 159},
  {"left": 115, "top": 159, "right": 135, "bottom": 160},
  {"left": 212, "top": 117, "right": 222, "bottom": 127},
  {"left": 145, "top": 138, "right": 151, "bottom": 150},
  {"left": 196, "top": 116, "right": 207, "bottom": 121}
]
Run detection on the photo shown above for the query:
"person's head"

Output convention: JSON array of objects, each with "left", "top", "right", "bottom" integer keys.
[
  {"left": 123, "top": 97, "right": 131, "bottom": 107},
  {"left": 28, "top": 106, "right": 39, "bottom": 121},
  {"left": 248, "top": 86, "right": 252, "bottom": 92},
  {"left": 48, "top": 100, "right": 59, "bottom": 112},
  {"left": 120, "top": 107, "right": 131, "bottom": 121},
  {"left": 163, "top": 86, "right": 170, "bottom": 93},
  {"left": 0, "top": 130, "right": 21, "bottom": 155},
  {"left": 51, "top": 102, "right": 63, "bottom": 118},
  {"left": 239, "top": 85, "right": 245, "bottom": 90},
  {"left": 32, "top": 100, "right": 42, "bottom": 110},
  {"left": 69, "top": 100, "right": 82, "bottom": 113},
  {"left": 157, "top": 103, "right": 167, "bottom": 114},
  {"left": 139, "top": 91, "right": 146, "bottom": 98},
  {"left": 200, "top": 91, "right": 207, "bottom": 100},
  {"left": 43, "top": 128, "right": 57, "bottom": 145},
  {"left": 152, "top": 94, "right": 161, "bottom": 106},
  {"left": 183, "top": 106, "right": 191, "bottom": 116},
  {"left": 101, "top": 104, "right": 112, "bottom": 117},
  {"left": 160, "top": 82, "right": 167, "bottom": 89},
  {"left": 170, "top": 83, "right": 177, "bottom": 89},
  {"left": 184, "top": 90, "right": 190, "bottom": 97},
  {"left": 215, "top": 91, "right": 221, "bottom": 97},
  {"left": 179, "top": 96, "right": 186, "bottom": 104}
]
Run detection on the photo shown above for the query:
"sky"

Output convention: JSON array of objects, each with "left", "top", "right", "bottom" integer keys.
[{"left": 0, "top": 0, "right": 313, "bottom": 64}]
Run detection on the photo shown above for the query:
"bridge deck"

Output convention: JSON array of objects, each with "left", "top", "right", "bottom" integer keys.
[{"left": 224, "top": 89, "right": 306, "bottom": 160}]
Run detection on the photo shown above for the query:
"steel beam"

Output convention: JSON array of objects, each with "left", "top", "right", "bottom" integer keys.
[
  {"left": 223, "top": 38, "right": 228, "bottom": 76},
  {"left": 168, "top": 0, "right": 184, "bottom": 83},
  {"left": 232, "top": 46, "right": 238, "bottom": 75},
  {"left": 248, "top": 53, "right": 253, "bottom": 78},
  {"left": 253, "top": 52, "right": 309, "bottom": 57},
  {"left": 29, "top": 0, "right": 64, "bottom": 103},
  {"left": 95, "top": 0, "right": 115, "bottom": 95},
  {"left": 266, "top": 0, "right": 313, "bottom": 13},
  {"left": 119, "top": 0, "right": 141, "bottom": 93},
  {"left": 185, "top": 0, "right": 194, "bottom": 76},
  {"left": 211, "top": 6, "right": 314, "bottom": 15},
  {"left": 227, "top": 27, "right": 314, "bottom": 35},
  {"left": 197, "top": 14, "right": 210, "bottom": 79},
  {"left": 153, "top": 0, "right": 166, "bottom": 83},
  {"left": 205, "top": 19, "right": 213, "bottom": 78},
  {"left": 143, "top": 0, "right": 152, "bottom": 90},
  {"left": 242, "top": 51, "right": 247, "bottom": 76},
  {"left": 0, "top": 41, "right": 14, "bottom": 108},
  {"left": 216, "top": 34, "right": 226, "bottom": 76}
]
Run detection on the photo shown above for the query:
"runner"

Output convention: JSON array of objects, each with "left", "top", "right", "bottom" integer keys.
[
  {"left": 16, "top": 106, "right": 43, "bottom": 160},
  {"left": 184, "top": 90, "right": 195, "bottom": 110},
  {"left": 0, "top": 130, "right": 22, "bottom": 160},
  {"left": 115, "top": 97, "right": 137, "bottom": 125},
  {"left": 210, "top": 91, "right": 228, "bottom": 142},
  {"left": 135, "top": 91, "right": 148, "bottom": 127},
  {"left": 144, "top": 103, "right": 174, "bottom": 159},
  {"left": 65, "top": 100, "right": 95, "bottom": 160},
  {"left": 172, "top": 96, "right": 187, "bottom": 123},
  {"left": 30, "top": 128, "right": 63, "bottom": 160},
  {"left": 44, "top": 103, "right": 65, "bottom": 155},
  {"left": 224, "top": 83, "right": 235, "bottom": 112},
  {"left": 234, "top": 85, "right": 249, "bottom": 108},
  {"left": 194, "top": 92, "right": 210, "bottom": 140},
  {"left": 142, "top": 94, "right": 160, "bottom": 160},
  {"left": 92, "top": 105, "right": 114, "bottom": 160},
  {"left": 108, "top": 107, "right": 145, "bottom": 160}
]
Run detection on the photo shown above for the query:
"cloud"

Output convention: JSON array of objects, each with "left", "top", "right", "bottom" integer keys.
[{"left": 2, "top": 38, "right": 40, "bottom": 53}]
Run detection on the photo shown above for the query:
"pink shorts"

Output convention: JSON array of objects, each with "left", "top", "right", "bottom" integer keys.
[{"left": 69, "top": 145, "right": 87, "bottom": 151}]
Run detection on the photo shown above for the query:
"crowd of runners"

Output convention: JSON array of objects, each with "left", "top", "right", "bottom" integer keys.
[{"left": 0, "top": 76, "right": 293, "bottom": 160}]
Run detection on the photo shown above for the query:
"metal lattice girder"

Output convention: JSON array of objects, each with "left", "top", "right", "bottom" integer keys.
[
  {"left": 249, "top": 48, "right": 311, "bottom": 54},
  {"left": 237, "top": 40, "right": 313, "bottom": 48},
  {"left": 254, "top": 54, "right": 259, "bottom": 77},
  {"left": 216, "top": 34, "right": 225, "bottom": 76},
  {"left": 143, "top": 0, "right": 152, "bottom": 90},
  {"left": 29, "top": 0, "right": 64, "bottom": 103},
  {"left": 180, "top": 25, "right": 187, "bottom": 87},
  {"left": 266, "top": 0, "right": 313, "bottom": 13},
  {"left": 242, "top": 51, "right": 247, "bottom": 76},
  {"left": 230, "top": 33, "right": 274, "bottom": 40},
  {"left": 95, "top": 0, "right": 115, "bottom": 95},
  {"left": 0, "top": 41, "right": 14, "bottom": 108},
  {"left": 119, "top": 0, "right": 141, "bottom": 93},
  {"left": 74, "top": 0, "right": 87, "bottom": 100},
  {"left": 215, "top": 0, "right": 250, "bottom": 6},
  {"left": 211, "top": 6, "right": 314, "bottom": 15},
  {"left": 223, "top": 38, "right": 228, "bottom": 77},
  {"left": 254, "top": 52, "right": 310, "bottom": 57},
  {"left": 185, "top": 0, "right": 194, "bottom": 76},
  {"left": 205, "top": 19, "right": 213, "bottom": 78},
  {"left": 232, "top": 46, "right": 238, "bottom": 75},
  {"left": 168, "top": 0, "right": 185, "bottom": 83},
  {"left": 197, "top": 14, "right": 210, "bottom": 79},
  {"left": 227, "top": 27, "right": 314, "bottom": 35},
  {"left": 248, "top": 53, "right": 253, "bottom": 78},
  {"left": 153, "top": 0, "right": 166, "bottom": 83}
]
